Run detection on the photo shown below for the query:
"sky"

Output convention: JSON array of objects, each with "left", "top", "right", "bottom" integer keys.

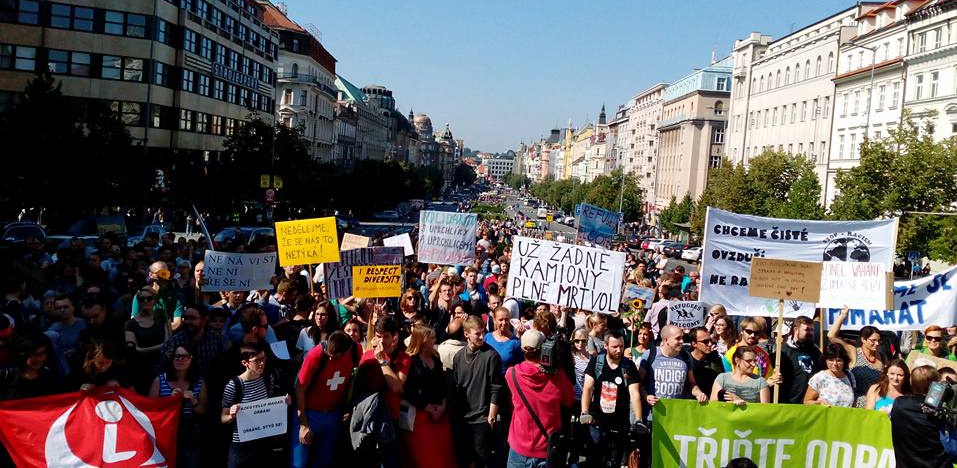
[{"left": 283, "top": 1, "right": 851, "bottom": 153}]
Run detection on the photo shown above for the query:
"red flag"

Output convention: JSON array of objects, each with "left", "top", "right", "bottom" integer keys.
[{"left": 0, "top": 387, "right": 181, "bottom": 467}]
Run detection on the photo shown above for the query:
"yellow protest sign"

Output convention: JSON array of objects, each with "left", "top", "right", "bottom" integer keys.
[
  {"left": 275, "top": 217, "right": 340, "bottom": 266},
  {"left": 748, "top": 257, "right": 823, "bottom": 303},
  {"left": 352, "top": 265, "right": 402, "bottom": 298}
]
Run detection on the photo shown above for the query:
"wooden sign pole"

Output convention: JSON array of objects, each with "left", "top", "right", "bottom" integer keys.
[
  {"left": 773, "top": 298, "right": 784, "bottom": 404},
  {"left": 307, "top": 264, "right": 315, "bottom": 296},
  {"left": 818, "top": 308, "right": 825, "bottom": 351}
]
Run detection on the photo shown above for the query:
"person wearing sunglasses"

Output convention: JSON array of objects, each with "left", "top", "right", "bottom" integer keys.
[
  {"left": 915, "top": 325, "right": 957, "bottom": 361},
  {"left": 721, "top": 318, "right": 776, "bottom": 381},
  {"left": 689, "top": 326, "right": 724, "bottom": 398},
  {"left": 125, "top": 287, "right": 170, "bottom": 393},
  {"left": 711, "top": 345, "right": 770, "bottom": 405}
]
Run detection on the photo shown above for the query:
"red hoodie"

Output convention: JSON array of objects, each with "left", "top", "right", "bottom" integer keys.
[{"left": 506, "top": 360, "right": 575, "bottom": 459}]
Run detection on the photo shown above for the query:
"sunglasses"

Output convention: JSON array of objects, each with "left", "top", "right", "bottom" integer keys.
[
  {"left": 697, "top": 339, "right": 714, "bottom": 344},
  {"left": 926, "top": 336, "right": 943, "bottom": 342},
  {"left": 573, "top": 339, "right": 587, "bottom": 344},
  {"left": 173, "top": 353, "right": 192, "bottom": 360},
  {"left": 742, "top": 329, "right": 758, "bottom": 335},
  {"left": 139, "top": 295, "right": 156, "bottom": 302}
]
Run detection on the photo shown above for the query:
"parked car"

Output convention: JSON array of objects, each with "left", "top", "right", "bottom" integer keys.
[
  {"left": 372, "top": 210, "right": 401, "bottom": 221},
  {"left": 561, "top": 216, "right": 576, "bottom": 226},
  {"left": 126, "top": 224, "right": 169, "bottom": 247},
  {"left": 212, "top": 226, "right": 275, "bottom": 248},
  {"left": 641, "top": 238, "right": 664, "bottom": 250},
  {"left": 2, "top": 221, "right": 47, "bottom": 244},
  {"left": 682, "top": 246, "right": 703, "bottom": 263},
  {"left": 661, "top": 241, "right": 685, "bottom": 258}
]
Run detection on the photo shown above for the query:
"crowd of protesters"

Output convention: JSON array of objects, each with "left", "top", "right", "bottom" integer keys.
[{"left": 0, "top": 207, "right": 956, "bottom": 468}]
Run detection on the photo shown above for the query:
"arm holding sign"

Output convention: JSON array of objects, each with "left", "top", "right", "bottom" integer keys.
[{"left": 826, "top": 307, "right": 858, "bottom": 368}]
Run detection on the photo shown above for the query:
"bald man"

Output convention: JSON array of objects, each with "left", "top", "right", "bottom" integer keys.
[{"left": 640, "top": 325, "right": 707, "bottom": 409}]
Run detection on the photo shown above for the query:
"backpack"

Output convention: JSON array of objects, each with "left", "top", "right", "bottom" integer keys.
[
  {"left": 228, "top": 369, "right": 280, "bottom": 406},
  {"left": 304, "top": 342, "right": 361, "bottom": 392}
]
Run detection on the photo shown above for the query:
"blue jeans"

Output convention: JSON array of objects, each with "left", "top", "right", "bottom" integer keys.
[
  {"left": 291, "top": 409, "right": 342, "bottom": 468},
  {"left": 507, "top": 449, "right": 546, "bottom": 468}
]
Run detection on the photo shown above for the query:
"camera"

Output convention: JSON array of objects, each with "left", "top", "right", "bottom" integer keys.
[
  {"left": 923, "top": 381, "right": 957, "bottom": 428},
  {"left": 540, "top": 334, "right": 568, "bottom": 374}
]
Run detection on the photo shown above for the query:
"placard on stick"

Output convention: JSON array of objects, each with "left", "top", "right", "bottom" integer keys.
[
  {"left": 340, "top": 233, "right": 370, "bottom": 251},
  {"left": 748, "top": 257, "right": 823, "bottom": 303},
  {"left": 352, "top": 265, "right": 402, "bottom": 298},
  {"left": 275, "top": 217, "right": 340, "bottom": 266}
]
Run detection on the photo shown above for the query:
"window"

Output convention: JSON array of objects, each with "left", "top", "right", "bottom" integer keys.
[
  {"left": 241, "top": 57, "right": 250, "bottom": 75},
  {"left": 828, "top": 52, "right": 834, "bottom": 72},
  {"left": 198, "top": 75, "right": 210, "bottom": 95},
  {"left": 183, "top": 29, "right": 197, "bottom": 53},
  {"left": 225, "top": 118, "right": 236, "bottom": 136},
  {"left": 759, "top": 76, "right": 765, "bottom": 92},
  {"left": 224, "top": 16, "right": 235, "bottom": 35},
  {"left": 809, "top": 142, "right": 815, "bottom": 158},
  {"left": 840, "top": 93, "right": 848, "bottom": 117},
  {"left": 776, "top": 70, "right": 781, "bottom": 88},
  {"left": 850, "top": 134, "right": 857, "bottom": 159},
  {"left": 839, "top": 135, "right": 845, "bottom": 159},
  {"left": 916, "top": 74, "right": 924, "bottom": 100},
  {"left": 282, "top": 88, "right": 292, "bottom": 105},
  {"left": 788, "top": 144, "right": 793, "bottom": 153},
  {"left": 124, "top": 58, "right": 143, "bottom": 81},
  {"left": 228, "top": 50, "right": 237, "bottom": 69},
  {"left": 17, "top": 0, "right": 38, "bottom": 24},
  {"left": 50, "top": 4, "right": 71, "bottom": 28},
  {"left": 227, "top": 84, "right": 237, "bottom": 104},
  {"left": 182, "top": 69, "right": 195, "bottom": 92},
  {"left": 877, "top": 85, "right": 885, "bottom": 111},
  {"left": 795, "top": 63, "right": 801, "bottom": 81},
  {"left": 251, "top": 92, "right": 260, "bottom": 110},
  {"left": 891, "top": 82, "right": 900, "bottom": 108},
  {"left": 714, "top": 101, "right": 724, "bottom": 115},
  {"left": 298, "top": 90, "right": 307, "bottom": 106},
  {"left": 897, "top": 38, "right": 905, "bottom": 57},
  {"left": 105, "top": 11, "right": 124, "bottom": 35},
  {"left": 111, "top": 101, "right": 141, "bottom": 125},
  {"left": 153, "top": 62, "right": 168, "bottom": 85},
  {"left": 196, "top": 112, "right": 208, "bottom": 133},
  {"left": 69, "top": 52, "right": 90, "bottom": 76},
  {"left": 785, "top": 67, "right": 790, "bottom": 84},
  {"left": 816, "top": 56, "right": 822, "bottom": 76},
  {"left": 874, "top": 130, "right": 881, "bottom": 140},
  {"left": 196, "top": 0, "right": 208, "bottom": 19},
  {"left": 811, "top": 99, "right": 818, "bottom": 119},
  {"left": 798, "top": 143, "right": 803, "bottom": 154},
  {"left": 179, "top": 109, "right": 194, "bottom": 131},
  {"left": 852, "top": 91, "right": 860, "bottom": 115},
  {"left": 46, "top": 49, "right": 68, "bottom": 73},
  {"left": 805, "top": 60, "right": 811, "bottom": 80},
  {"left": 240, "top": 88, "right": 249, "bottom": 107},
  {"left": 773, "top": 107, "right": 778, "bottom": 126},
  {"left": 126, "top": 14, "right": 146, "bottom": 38},
  {"left": 823, "top": 96, "right": 830, "bottom": 118},
  {"left": 934, "top": 27, "right": 943, "bottom": 49},
  {"left": 802, "top": 101, "right": 808, "bottom": 121},
  {"left": 199, "top": 37, "right": 212, "bottom": 59},
  {"left": 716, "top": 77, "right": 729, "bottom": 91},
  {"left": 846, "top": 54, "right": 853, "bottom": 72},
  {"left": 917, "top": 32, "right": 927, "bottom": 53},
  {"left": 10, "top": 45, "right": 34, "bottom": 71},
  {"left": 931, "top": 71, "right": 939, "bottom": 97},
  {"left": 102, "top": 55, "right": 121, "bottom": 79},
  {"left": 214, "top": 44, "right": 225, "bottom": 64},
  {"left": 211, "top": 8, "right": 222, "bottom": 28},
  {"left": 156, "top": 19, "right": 169, "bottom": 44},
  {"left": 213, "top": 79, "right": 224, "bottom": 100},
  {"left": 791, "top": 103, "right": 797, "bottom": 123},
  {"left": 212, "top": 115, "right": 223, "bottom": 134}
]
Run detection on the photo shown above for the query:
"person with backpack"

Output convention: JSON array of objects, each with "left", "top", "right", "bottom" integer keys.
[
  {"left": 293, "top": 330, "right": 360, "bottom": 468},
  {"left": 221, "top": 342, "right": 290, "bottom": 468}
]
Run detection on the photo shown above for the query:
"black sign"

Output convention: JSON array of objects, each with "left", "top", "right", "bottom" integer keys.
[{"left": 212, "top": 63, "right": 258, "bottom": 90}]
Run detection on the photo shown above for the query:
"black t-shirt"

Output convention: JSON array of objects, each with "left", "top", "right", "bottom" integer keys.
[
  {"left": 690, "top": 350, "right": 724, "bottom": 397},
  {"left": 890, "top": 395, "right": 952, "bottom": 468},
  {"left": 779, "top": 341, "right": 822, "bottom": 404},
  {"left": 585, "top": 355, "right": 638, "bottom": 427}
]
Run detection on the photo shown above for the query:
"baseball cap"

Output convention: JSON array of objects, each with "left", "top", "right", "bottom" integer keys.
[
  {"left": 491, "top": 264, "right": 501, "bottom": 274},
  {"left": 521, "top": 329, "right": 545, "bottom": 350}
]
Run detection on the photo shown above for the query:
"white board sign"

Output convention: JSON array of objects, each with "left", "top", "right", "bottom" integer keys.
[
  {"left": 666, "top": 301, "right": 706, "bottom": 329},
  {"left": 417, "top": 210, "right": 477, "bottom": 265},
  {"left": 236, "top": 396, "right": 287, "bottom": 442},
  {"left": 699, "top": 207, "right": 898, "bottom": 318},
  {"left": 818, "top": 262, "right": 888, "bottom": 310},
  {"left": 383, "top": 233, "right": 415, "bottom": 257},
  {"left": 508, "top": 236, "right": 625, "bottom": 314},
  {"left": 202, "top": 251, "right": 277, "bottom": 292}
]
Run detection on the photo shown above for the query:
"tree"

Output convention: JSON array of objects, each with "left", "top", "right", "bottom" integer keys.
[
  {"left": 529, "top": 169, "right": 643, "bottom": 222},
  {"left": 452, "top": 162, "right": 477, "bottom": 187},
  {"left": 831, "top": 115, "right": 957, "bottom": 261},
  {"left": 503, "top": 173, "right": 530, "bottom": 190},
  {"left": 659, "top": 194, "right": 692, "bottom": 235}
]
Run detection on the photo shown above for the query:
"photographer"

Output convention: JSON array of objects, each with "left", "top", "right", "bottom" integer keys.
[
  {"left": 890, "top": 365, "right": 951, "bottom": 468},
  {"left": 505, "top": 330, "right": 575, "bottom": 466}
]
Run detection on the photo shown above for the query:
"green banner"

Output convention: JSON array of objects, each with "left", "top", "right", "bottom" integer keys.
[{"left": 651, "top": 399, "right": 895, "bottom": 468}]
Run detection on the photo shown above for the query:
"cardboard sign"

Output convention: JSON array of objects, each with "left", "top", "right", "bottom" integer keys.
[
  {"left": 236, "top": 396, "right": 287, "bottom": 442},
  {"left": 340, "top": 233, "right": 370, "bottom": 251},
  {"left": 666, "top": 301, "right": 706, "bottom": 329},
  {"left": 748, "top": 257, "right": 823, "bottom": 303},
  {"left": 352, "top": 265, "right": 402, "bottom": 298},
  {"left": 202, "top": 251, "right": 277, "bottom": 292},
  {"left": 383, "top": 233, "right": 415, "bottom": 256},
  {"left": 575, "top": 203, "right": 620, "bottom": 248},
  {"left": 417, "top": 210, "right": 478, "bottom": 265},
  {"left": 818, "top": 262, "right": 889, "bottom": 310},
  {"left": 508, "top": 236, "right": 625, "bottom": 314},
  {"left": 324, "top": 247, "right": 404, "bottom": 299},
  {"left": 275, "top": 217, "right": 340, "bottom": 266}
]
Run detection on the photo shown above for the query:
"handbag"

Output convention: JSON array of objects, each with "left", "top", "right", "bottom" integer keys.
[{"left": 510, "top": 368, "right": 569, "bottom": 468}]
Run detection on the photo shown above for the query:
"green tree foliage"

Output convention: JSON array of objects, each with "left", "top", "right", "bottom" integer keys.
[
  {"left": 452, "top": 162, "right": 477, "bottom": 187},
  {"left": 659, "top": 194, "right": 693, "bottom": 235},
  {"left": 530, "top": 169, "right": 643, "bottom": 222},
  {"left": 831, "top": 116, "right": 957, "bottom": 261},
  {"left": 503, "top": 173, "right": 531, "bottom": 190},
  {"left": 0, "top": 73, "right": 140, "bottom": 219}
]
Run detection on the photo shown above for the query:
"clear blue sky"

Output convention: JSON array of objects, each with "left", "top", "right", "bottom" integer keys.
[{"left": 283, "top": 1, "right": 850, "bottom": 152}]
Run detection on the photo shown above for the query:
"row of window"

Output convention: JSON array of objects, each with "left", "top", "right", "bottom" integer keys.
[
  {"left": 743, "top": 97, "right": 832, "bottom": 131},
  {"left": 0, "top": 44, "right": 274, "bottom": 114},
  {"left": 911, "top": 68, "right": 957, "bottom": 101},
  {"left": 1, "top": 1, "right": 148, "bottom": 38},
  {"left": 168, "top": 0, "right": 277, "bottom": 61},
  {"left": 843, "top": 38, "right": 905, "bottom": 73},
  {"left": 839, "top": 81, "right": 901, "bottom": 117},
  {"left": 753, "top": 53, "right": 835, "bottom": 94},
  {"left": 183, "top": 28, "right": 273, "bottom": 85},
  {"left": 741, "top": 142, "right": 826, "bottom": 162}
]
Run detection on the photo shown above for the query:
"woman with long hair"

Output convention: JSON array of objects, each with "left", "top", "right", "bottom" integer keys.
[
  {"left": 296, "top": 301, "right": 337, "bottom": 353},
  {"left": 570, "top": 327, "right": 591, "bottom": 401},
  {"left": 585, "top": 313, "right": 608, "bottom": 356},
  {"left": 712, "top": 315, "right": 737, "bottom": 355},
  {"left": 0, "top": 332, "right": 59, "bottom": 400},
  {"left": 804, "top": 343, "right": 855, "bottom": 407},
  {"left": 711, "top": 345, "right": 770, "bottom": 404},
  {"left": 400, "top": 288, "right": 424, "bottom": 322},
  {"left": 126, "top": 287, "right": 170, "bottom": 393},
  {"left": 401, "top": 324, "right": 455, "bottom": 468},
  {"left": 67, "top": 340, "right": 125, "bottom": 390},
  {"left": 865, "top": 359, "right": 910, "bottom": 414},
  {"left": 625, "top": 322, "right": 654, "bottom": 365},
  {"left": 829, "top": 307, "right": 885, "bottom": 407},
  {"left": 149, "top": 343, "right": 207, "bottom": 468}
]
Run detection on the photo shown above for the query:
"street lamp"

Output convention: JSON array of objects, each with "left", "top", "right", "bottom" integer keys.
[{"left": 846, "top": 41, "right": 878, "bottom": 140}]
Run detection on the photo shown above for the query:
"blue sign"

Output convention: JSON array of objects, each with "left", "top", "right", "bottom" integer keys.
[
  {"left": 907, "top": 251, "right": 920, "bottom": 262},
  {"left": 575, "top": 203, "right": 621, "bottom": 247}
]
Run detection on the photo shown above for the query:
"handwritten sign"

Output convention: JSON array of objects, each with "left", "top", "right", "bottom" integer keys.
[
  {"left": 340, "top": 233, "right": 370, "bottom": 251},
  {"left": 236, "top": 396, "right": 287, "bottom": 442},
  {"left": 324, "top": 247, "right": 404, "bottom": 299},
  {"left": 275, "top": 217, "right": 340, "bottom": 266},
  {"left": 417, "top": 210, "right": 478, "bottom": 265},
  {"left": 748, "top": 257, "right": 823, "bottom": 303},
  {"left": 383, "top": 233, "right": 415, "bottom": 256},
  {"left": 508, "top": 236, "right": 625, "bottom": 314},
  {"left": 666, "top": 301, "right": 706, "bottom": 329},
  {"left": 202, "top": 251, "right": 277, "bottom": 292},
  {"left": 352, "top": 265, "right": 402, "bottom": 298},
  {"left": 624, "top": 284, "right": 655, "bottom": 303},
  {"left": 575, "top": 203, "right": 621, "bottom": 248},
  {"left": 818, "top": 262, "right": 888, "bottom": 310}
]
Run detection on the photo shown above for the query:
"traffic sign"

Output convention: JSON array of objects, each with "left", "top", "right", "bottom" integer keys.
[{"left": 907, "top": 251, "right": 920, "bottom": 262}]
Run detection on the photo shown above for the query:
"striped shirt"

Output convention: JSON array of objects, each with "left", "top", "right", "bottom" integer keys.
[
  {"left": 157, "top": 374, "right": 203, "bottom": 417},
  {"left": 221, "top": 376, "right": 269, "bottom": 442}
]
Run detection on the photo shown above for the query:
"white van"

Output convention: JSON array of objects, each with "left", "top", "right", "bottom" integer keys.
[{"left": 536, "top": 207, "right": 548, "bottom": 219}]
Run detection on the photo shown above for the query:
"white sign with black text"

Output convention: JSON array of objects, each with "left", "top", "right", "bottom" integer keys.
[{"left": 236, "top": 396, "right": 287, "bottom": 442}]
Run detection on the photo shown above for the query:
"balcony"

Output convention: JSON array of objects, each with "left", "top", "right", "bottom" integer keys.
[{"left": 276, "top": 73, "right": 338, "bottom": 98}]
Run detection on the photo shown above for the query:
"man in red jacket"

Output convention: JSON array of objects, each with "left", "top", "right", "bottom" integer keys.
[{"left": 505, "top": 329, "right": 575, "bottom": 466}]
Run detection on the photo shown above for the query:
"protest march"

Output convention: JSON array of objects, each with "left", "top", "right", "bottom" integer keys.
[{"left": 0, "top": 201, "right": 956, "bottom": 468}]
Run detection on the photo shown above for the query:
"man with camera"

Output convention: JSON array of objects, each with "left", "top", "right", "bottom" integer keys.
[
  {"left": 891, "top": 365, "right": 953, "bottom": 468},
  {"left": 580, "top": 329, "right": 646, "bottom": 466},
  {"left": 505, "top": 329, "right": 575, "bottom": 467}
]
